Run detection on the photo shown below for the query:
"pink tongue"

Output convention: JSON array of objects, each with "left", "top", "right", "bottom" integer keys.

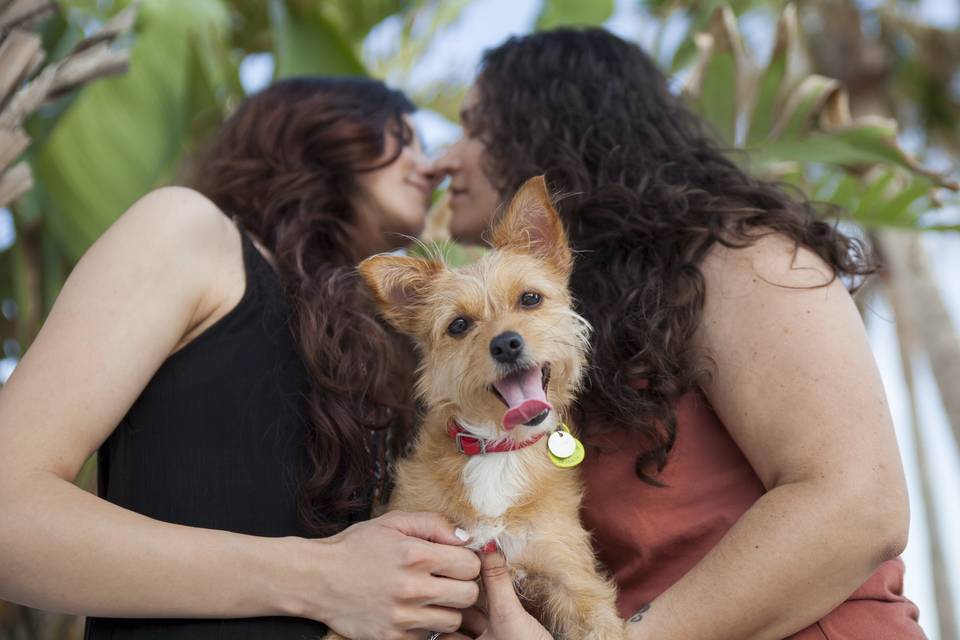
[{"left": 493, "top": 367, "right": 552, "bottom": 430}]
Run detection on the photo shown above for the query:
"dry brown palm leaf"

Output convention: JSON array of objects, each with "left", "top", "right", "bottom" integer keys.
[
  {"left": 0, "top": 1, "right": 138, "bottom": 209},
  {"left": 681, "top": 3, "right": 958, "bottom": 230},
  {"left": 0, "top": 0, "right": 55, "bottom": 32}
]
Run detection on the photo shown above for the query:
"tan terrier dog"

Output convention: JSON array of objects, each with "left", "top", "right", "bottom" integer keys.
[{"left": 328, "top": 176, "right": 624, "bottom": 639}]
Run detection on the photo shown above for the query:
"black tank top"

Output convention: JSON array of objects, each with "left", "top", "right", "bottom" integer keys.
[{"left": 85, "top": 231, "right": 328, "bottom": 638}]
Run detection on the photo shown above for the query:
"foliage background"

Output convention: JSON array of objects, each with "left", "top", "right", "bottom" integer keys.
[{"left": 0, "top": 0, "right": 958, "bottom": 637}]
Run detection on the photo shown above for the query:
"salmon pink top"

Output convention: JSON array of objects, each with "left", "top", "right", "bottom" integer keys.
[{"left": 579, "top": 390, "right": 925, "bottom": 639}]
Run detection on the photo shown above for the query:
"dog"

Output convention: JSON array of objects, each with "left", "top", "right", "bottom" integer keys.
[{"left": 326, "top": 176, "right": 624, "bottom": 639}]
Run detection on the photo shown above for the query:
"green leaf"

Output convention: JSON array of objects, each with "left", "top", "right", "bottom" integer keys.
[
  {"left": 692, "top": 47, "right": 738, "bottom": 145},
  {"left": 414, "top": 84, "right": 466, "bottom": 123},
  {"left": 41, "top": 232, "right": 67, "bottom": 315},
  {"left": 536, "top": 0, "right": 615, "bottom": 30},
  {"left": 851, "top": 169, "right": 896, "bottom": 222},
  {"left": 30, "top": 0, "right": 231, "bottom": 262},
  {"left": 745, "top": 4, "right": 794, "bottom": 145},
  {"left": 870, "top": 175, "right": 933, "bottom": 226},
  {"left": 771, "top": 75, "right": 841, "bottom": 139},
  {"left": 752, "top": 135, "right": 908, "bottom": 170},
  {"left": 827, "top": 122, "right": 956, "bottom": 187},
  {"left": 269, "top": 0, "right": 366, "bottom": 78},
  {"left": 10, "top": 236, "right": 37, "bottom": 347},
  {"left": 819, "top": 172, "right": 862, "bottom": 212},
  {"left": 682, "top": 7, "right": 746, "bottom": 146},
  {"left": 317, "top": 0, "right": 408, "bottom": 44}
]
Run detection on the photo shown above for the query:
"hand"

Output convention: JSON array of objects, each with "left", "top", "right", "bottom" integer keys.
[
  {"left": 450, "top": 548, "right": 553, "bottom": 640},
  {"left": 302, "top": 511, "right": 482, "bottom": 640}
]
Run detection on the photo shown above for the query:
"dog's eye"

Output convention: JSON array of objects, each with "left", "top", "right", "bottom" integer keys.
[
  {"left": 447, "top": 316, "right": 471, "bottom": 336},
  {"left": 520, "top": 292, "right": 542, "bottom": 308}
]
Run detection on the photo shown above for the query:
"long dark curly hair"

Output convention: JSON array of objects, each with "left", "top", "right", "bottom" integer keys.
[
  {"left": 190, "top": 77, "right": 417, "bottom": 534},
  {"left": 472, "top": 29, "right": 875, "bottom": 483}
]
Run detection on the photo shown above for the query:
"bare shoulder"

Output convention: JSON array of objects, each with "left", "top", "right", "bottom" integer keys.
[
  {"left": 109, "top": 186, "right": 240, "bottom": 287},
  {"left": 82, "top": 186, "right": 245, "bottom": 348},
  {"left": 698, "top": 232, "right": 835, "bottom": 298},
  {"left": 109, "top": 186, "right": 237, "bottom": 259},
  {"left": 0, "top": 189, "right": 245, "bottom": 481},
  {"left": 699, "top": 231, "right": 862, "bottom": 344},
  {"left": 693, "top": 233, "right": 889, "bottom": 489},
  {"left": 695, "top": 233, "right": 854, "bottom": 346}
]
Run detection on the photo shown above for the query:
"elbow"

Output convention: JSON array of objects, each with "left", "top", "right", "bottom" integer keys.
[
  {"left": 842, "top": 478, "right": 910, "bottom": 566},
  {"left": 876, "top": 501, "right": 909, "bottom": 562}
]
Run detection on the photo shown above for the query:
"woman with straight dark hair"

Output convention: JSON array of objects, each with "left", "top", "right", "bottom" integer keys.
[
  {"left": 0, "top": 77, "right": 481, "bottom": 639},
  {"left": 436, "top": 29, "right": 925, "bottom": 639}
]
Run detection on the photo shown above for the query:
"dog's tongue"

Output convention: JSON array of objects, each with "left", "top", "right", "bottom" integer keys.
[{"left": 494, "top": 367, "right": 552, "bottom": 430}]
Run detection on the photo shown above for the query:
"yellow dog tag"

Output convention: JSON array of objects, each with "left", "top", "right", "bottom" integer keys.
[{"left": 547, "top": 424, "right": 585, "bottom": 468}]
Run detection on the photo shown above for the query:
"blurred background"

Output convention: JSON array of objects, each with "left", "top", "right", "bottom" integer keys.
[{"left": 0, "top": 0, "right": 958, "bottom": 638}]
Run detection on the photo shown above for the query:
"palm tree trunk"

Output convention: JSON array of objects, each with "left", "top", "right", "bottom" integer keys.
[
  {"left": 884, "top": 236, "right": 960, "bottom": 640},
  {"left": 879, "top": 230, "right": 960, "bottom": 455},
  {"left": 807, "top": 3, "right": 959, "bottom": 629}
]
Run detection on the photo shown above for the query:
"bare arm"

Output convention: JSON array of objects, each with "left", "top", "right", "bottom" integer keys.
[
  {"left": 0, "top": 187, "right": 297, "bottom": 618},
  {"left": 627, "top": 235, "right": 909, "bottom": 639},
  {"left": 0, "top": 188, "right": 479, "bottom": 635}
]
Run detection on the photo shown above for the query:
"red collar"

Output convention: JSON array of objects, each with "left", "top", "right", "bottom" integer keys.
[{"left": 447, "top": 420, "right": 546, "bottom": 456}]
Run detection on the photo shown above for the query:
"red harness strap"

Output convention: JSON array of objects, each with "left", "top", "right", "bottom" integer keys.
[{"left": 447, "top": 420, "right": 546, "bottom": 456}]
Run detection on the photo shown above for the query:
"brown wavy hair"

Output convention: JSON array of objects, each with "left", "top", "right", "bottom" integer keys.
[
  {"left": 190, "top": 77, "right": 417, "bottom": 534},
  {"left": 472, "top": 29, "right": 876, "bottom": 483}
]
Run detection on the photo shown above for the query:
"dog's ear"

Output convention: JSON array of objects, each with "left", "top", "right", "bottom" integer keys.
[
  {"left": 491, "top": 175, "right": 571, "bottom": 274},
  {"left": 358, "top": 254, "right": 441, "bottom": 335}
]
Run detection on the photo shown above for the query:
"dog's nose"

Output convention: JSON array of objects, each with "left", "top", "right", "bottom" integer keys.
[{"left": 490, "top": 331, "right": 525, "bottom": 364}]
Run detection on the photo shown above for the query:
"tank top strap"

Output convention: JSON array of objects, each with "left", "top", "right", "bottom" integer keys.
[
  {"left": 237, "top": 232, "right": 264, "bottom": 295},
  {"left": 236, "top": 228, "right": 287, "bottom": 308}
]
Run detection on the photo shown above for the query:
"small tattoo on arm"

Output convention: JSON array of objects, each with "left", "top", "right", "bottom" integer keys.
[{"left": 628, "top": 603, "right": 651, "bottom": 623}]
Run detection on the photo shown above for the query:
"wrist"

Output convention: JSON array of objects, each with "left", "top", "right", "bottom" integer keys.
[
  {"left": 261, "top": 534, "right": 341, "bottom": 622},
  {"left": 249, "top": 535, "right": 317, "bottom": 619}
]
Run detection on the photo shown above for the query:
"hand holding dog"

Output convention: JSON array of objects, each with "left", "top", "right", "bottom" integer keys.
[
  {"left": 311, "top": 510, "right": 481, "bottom": 639},
  {"left": 448, "top": 549, "right": 552, "bottom": 640}
]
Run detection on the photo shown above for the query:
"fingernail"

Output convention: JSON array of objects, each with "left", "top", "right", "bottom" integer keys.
[
  {"left": 481, "top": 540, "right": 497, "bottom": 554},
  {"left": 454, "top": 527, "right": 471, "bottom": 542}
]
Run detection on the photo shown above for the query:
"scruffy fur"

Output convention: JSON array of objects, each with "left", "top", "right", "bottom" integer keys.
[{"left": 326, "top": 176, "right": 623, "bottom": 639}]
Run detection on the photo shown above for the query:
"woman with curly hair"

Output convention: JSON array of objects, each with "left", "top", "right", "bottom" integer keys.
[
  {"left": 0, "top": 77, "right": 481, "bottom": 639},
  {"left": 436, "top": 29, "right": 925, "bottom": 639}
]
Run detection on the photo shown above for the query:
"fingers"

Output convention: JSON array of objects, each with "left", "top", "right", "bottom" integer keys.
[
  {"left": 479, "top": 548, "right": 524, "bottom": 623},
  {"left": 458, "top": 606, "right": 489, "bottom": 636},
  {"left": 422, "top": 576, "right": 480, "bottom": 609},
  {"left": 424, "top": 542, "right": 482, "bottom": 581},
  {"left": 409, "top": 606, "right": 463, "bottom": 636},
  {"left": 382, "top": 511, "right": 468, "bottom": 546}
]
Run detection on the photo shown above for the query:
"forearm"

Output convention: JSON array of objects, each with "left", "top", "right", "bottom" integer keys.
[
  {"left": 0, "top": 470, "right": 307, "bottom": 619},
  {"left": 626, "top": 480, "right": 894, "bottom": 640}
]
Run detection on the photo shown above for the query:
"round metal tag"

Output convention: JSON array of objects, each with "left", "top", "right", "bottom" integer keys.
[{"left": 547, "top": 430, "right": 577, "bottom": 459}]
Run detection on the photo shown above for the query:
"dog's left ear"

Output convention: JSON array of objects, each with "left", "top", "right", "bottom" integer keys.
[
  {"left": 358, "top": 254, "right": 442, "bottom": 335},
  {"left": 491, "top": 175, "right": 571, "bottom": 275}
]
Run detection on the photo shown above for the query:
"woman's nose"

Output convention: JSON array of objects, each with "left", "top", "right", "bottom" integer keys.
[
  {"left": 408, "top": 148, "right": 443, "bottom": 189},
  {"left": 431, "top": 140, "right": 462, "bottom": 177}
]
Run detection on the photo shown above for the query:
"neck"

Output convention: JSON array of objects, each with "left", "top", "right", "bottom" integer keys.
[
  {"left": 405, "top": 408, "right": 568, "bottom": 521},
  {"left": 448, "top": 418, "right": 547, "bottom": 456}
]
